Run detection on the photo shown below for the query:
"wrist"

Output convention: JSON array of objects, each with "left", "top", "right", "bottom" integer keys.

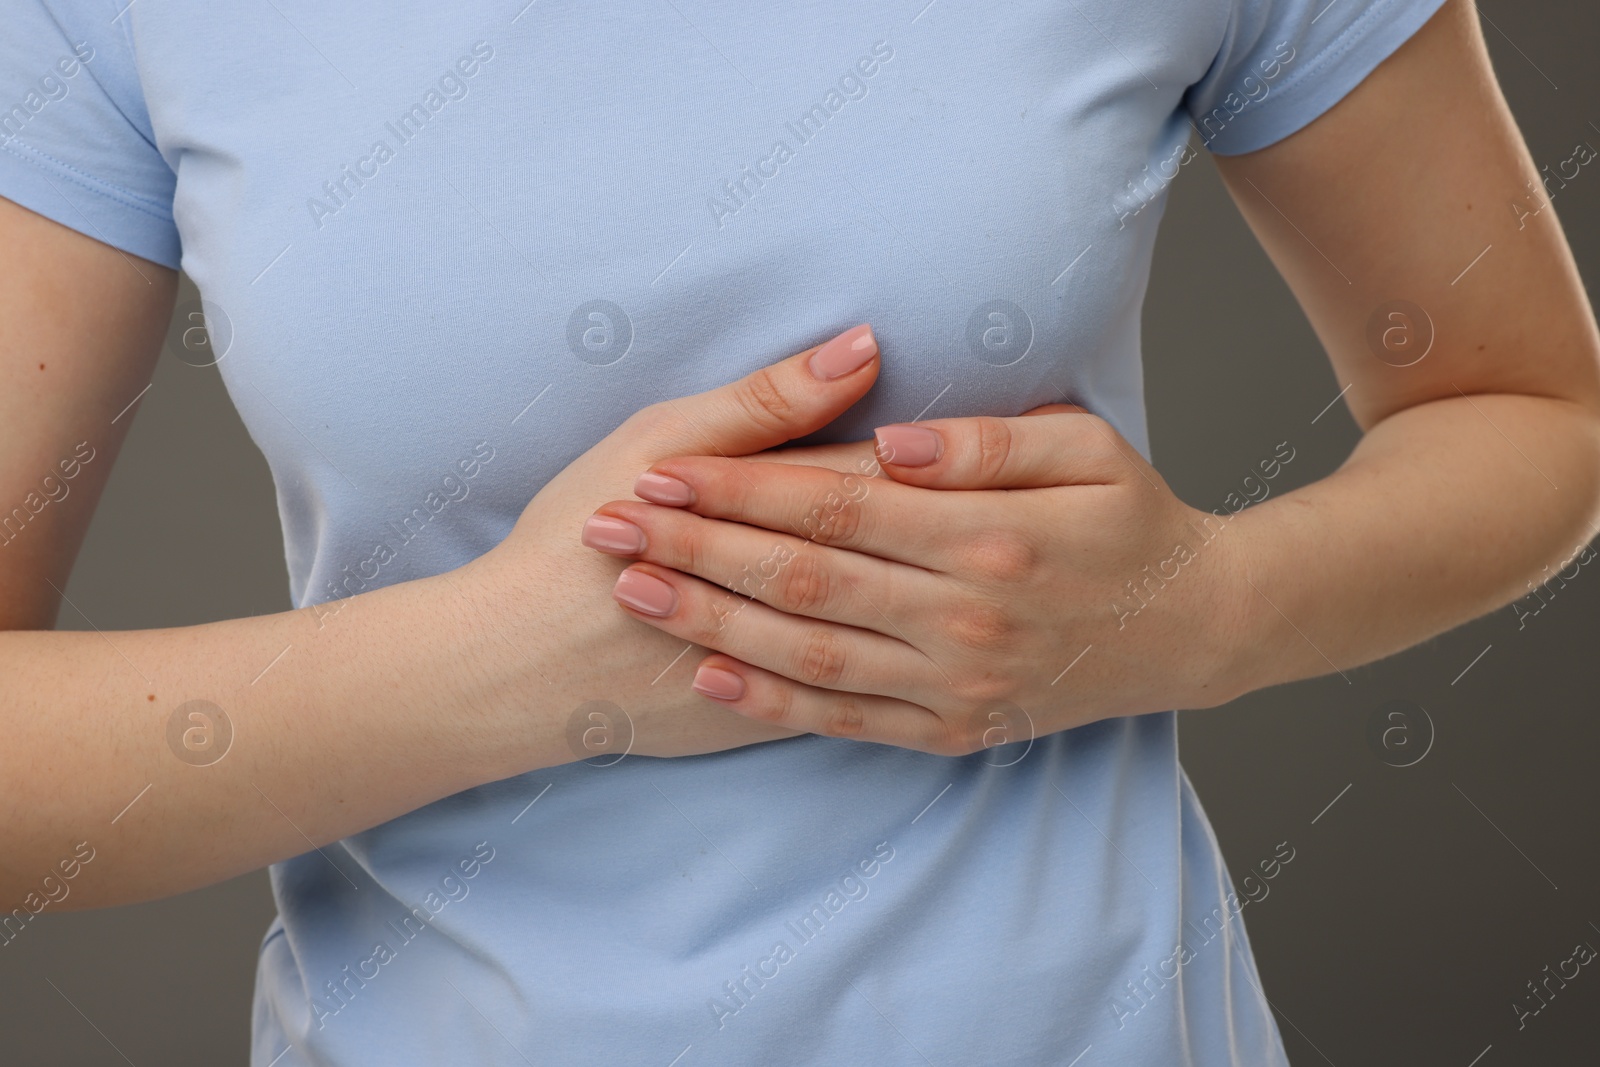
[
  {"left": 1184, "top": 500, "right": 1277, "bottom": 709},
  {"left": 1202, "top": 497, "right": 1299, "bottom": 705},
  {"left": 429, "top": 549, "right": 579, "bottom": 779}
]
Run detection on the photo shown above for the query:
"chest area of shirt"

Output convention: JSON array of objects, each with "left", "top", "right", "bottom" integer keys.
[{"left": 140, "top": 2, "right": 1215, "bottom": 502}]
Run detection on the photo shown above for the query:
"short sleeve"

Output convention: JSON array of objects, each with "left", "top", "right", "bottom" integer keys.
[
  {"left": 0, "top": 1, "right": 180, "bottom": 268},
  {"left": 1184, "top": 0, "right": 1450, "bottom": 156}
]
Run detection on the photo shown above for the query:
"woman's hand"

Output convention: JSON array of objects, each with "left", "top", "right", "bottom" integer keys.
[
  {"left": 460, "top": 324, "right": 890, "bottom": 762},
  {"left": 581, "top": 409, "right": 1255, "bottom": 755}
]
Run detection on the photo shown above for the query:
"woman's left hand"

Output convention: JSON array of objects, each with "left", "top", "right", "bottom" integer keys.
[{"left": 580, "top": 408, "right": 1254, "bottom": 756}]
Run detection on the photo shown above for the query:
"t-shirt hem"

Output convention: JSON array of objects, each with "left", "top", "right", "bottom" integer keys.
[
  {"left": 0, "top": 137, "right": 181, "bottom": 269},
  {"left": 1203, "top": 0, "right": 1451, "bottom": 156}
]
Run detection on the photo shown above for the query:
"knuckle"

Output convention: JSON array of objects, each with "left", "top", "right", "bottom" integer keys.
[
  {"left": 722, "top": 543, "right": 772, "bottom": 601},
  {"left": 953, "top": 671, "right": 1014, "bottom": 708},
  {"left": 669, "top": 524, "right": 711, "bottom": 579},
  {"left": 687, "top": 591, "right": 740, "bottom": 647},
  {"left": 934, "top": 717, "right": 984, "bottom": 757},
  {"left": 795, "top": 626, "right": 849, "bottom": 688},
  {"left": 817, "top": 695, "right": 868, "bottom": 739},
  {"left": 751, "top": 682, "right": 799, "bottom": 727},
  {"left": 733, "top": 367, "right": 799, "bottom": 433},
  {"left": 798, "top": 484, "right": 865, "bottom": 546},
  {"left": 775, "top": 552, "right": 834, "bottom": 615},
  {"left": 696, "top": 459, "right": 754, "bottom": 517},
  {"left": 957, "top": 530, "right": 1037, "bottom": 583},
  {"left": 972, "top": 418, "right": 1016, "bottom": 481},
  {"left": 944, "top": 599, "right": 1017, "bottom": 651},
  {"left": 1068, "top": 413, "right": 1115, "bottom": 451}
]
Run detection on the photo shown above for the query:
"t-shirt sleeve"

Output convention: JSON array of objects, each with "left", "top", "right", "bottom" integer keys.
[
  {"left": 1184, "top": 0, "right": 1450, "bottom": 156},
  {"left": 0, "top": 2, "right": 180, "bottom": 268}
]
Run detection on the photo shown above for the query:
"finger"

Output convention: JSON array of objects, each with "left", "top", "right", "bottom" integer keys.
[
  {"left": 751, "top": 413, "right": 1096, "bottom": 474},
  {"left": 609, "top": 563, "right": 938, "bottom": 701},
  {"left": 585, "top": 501, "right": 929, "bottom": 637},
  {"left": 688, "top": 655, "right": 965, "bottom": 755},
  {"left": 632, "top": 455, "right": 972, "bottom": 567},
  {"left": 633, "top": 323, "right": 880, "bottom": 459},
  {"left": 750, "top": 437, "right": 881, "bottom": 475},
  {"left": 870, "top": 411, "right": 1130, "bottom": 489}
]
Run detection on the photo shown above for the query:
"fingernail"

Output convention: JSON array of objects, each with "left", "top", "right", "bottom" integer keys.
[
  {"left": 582, "top": 516, "right": 647, "bottom": 554},
  {"left": 634, "top": 471, "right": 696, "bottom": 506},
  {"left": 874, "top": 424, "right": 943, "bottom": 467},
  {"left": 808, "top": 324, "right": 877, "bottom": 380},
  {"left": 613, "top": 569, "right": 678, "bottom": 616},
  {"left": 692, "top": 664, "right": 746, "bottom": 701}
]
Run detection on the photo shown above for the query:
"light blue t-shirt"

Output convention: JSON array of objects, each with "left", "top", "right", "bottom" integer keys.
[{"left": 2, "top": 1, "right": 1444, "bottom": 1062}]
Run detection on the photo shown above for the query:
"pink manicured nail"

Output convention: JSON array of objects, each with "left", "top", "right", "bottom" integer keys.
[
  {"left": 874, "top": 424, "right": 943, "bottom": 467},
  {"left": 808, "top": 324, "right": 878, "bottom": 380},
  {"left": 582, "top": 515, "right": 647, "bottom": 554},
  {"left": 613, "top": 569, "right": 678, "bottom": 616},
  {"left": 692, "top": 665, "right": 746, "bottom": 701},
  {"left": 634, "top": 471, "right": 696, "bottom": 506}
]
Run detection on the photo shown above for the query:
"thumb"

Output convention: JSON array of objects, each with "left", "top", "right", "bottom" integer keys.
[
  {"left": 635, "top": 324, "right": 879, "bottom": 459},
  {"left": 1020, "top": 402, "right": 1087, "bottom": 417}
]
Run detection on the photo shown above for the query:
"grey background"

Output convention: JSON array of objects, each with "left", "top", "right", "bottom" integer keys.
[{"left": 3, "top": 2, "right": 1596, "bottom": 1063}]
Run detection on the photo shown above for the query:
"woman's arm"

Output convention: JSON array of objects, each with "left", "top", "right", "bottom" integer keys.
[
  {"left": 577, "top": 0, "right": 1600, "bottom": 750},
  {"left": 1207, "top": 0, "right": 1600, "bottom": 691},
  {"left": 0, "top": 200, "right": 879, "bottom": 909}
]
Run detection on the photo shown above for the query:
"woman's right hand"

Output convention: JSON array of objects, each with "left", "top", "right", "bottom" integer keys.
[{"left": 456, "top": 324, "right": 884, "bottom": 764}]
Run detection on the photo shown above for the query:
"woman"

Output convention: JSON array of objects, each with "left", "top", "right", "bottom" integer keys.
[{"left": 2, "top": 0, "right": 1596, "bottom": 1063}]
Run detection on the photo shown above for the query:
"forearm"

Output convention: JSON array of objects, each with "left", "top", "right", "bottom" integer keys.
[
  {"left": 0, "top": 557, "right": 553, "bottom": 910},
  {"left": 1223, "top": 392, "right": 1600, "bottom": 695},
  {"left": 0, "top": 321, "right": 880, "bottom": 910}
]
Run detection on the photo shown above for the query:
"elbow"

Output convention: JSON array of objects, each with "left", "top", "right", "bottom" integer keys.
[{"left": 1537, "top": 396, "right": 1600, "bottom": 551}]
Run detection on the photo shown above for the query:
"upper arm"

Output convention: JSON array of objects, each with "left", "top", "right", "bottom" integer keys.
[
  {"left": 0, "top": 197, "right": 176, "bottom": 629},
  {"left": 1211, "top": 0, "right": 1600, "bottom": 430}
]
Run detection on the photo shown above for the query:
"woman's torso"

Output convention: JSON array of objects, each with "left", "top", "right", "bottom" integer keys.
[{"left": 80, "top": 1, "right": 1304, "bottom": 1061}]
